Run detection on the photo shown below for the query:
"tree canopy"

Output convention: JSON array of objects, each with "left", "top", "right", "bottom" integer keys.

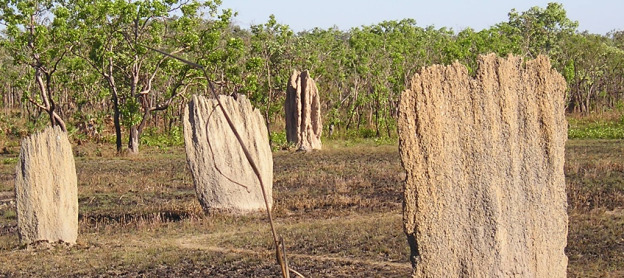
[{"left": 1, "top": 1, "right": 622, "bottom": 148}]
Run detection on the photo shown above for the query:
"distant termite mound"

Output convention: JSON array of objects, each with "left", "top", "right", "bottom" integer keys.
[
  {"left": 183, "top": 94, "right": 272, "bottom": 214},
  {"left": 285, "top": 70, "right": 322, "bottom": 151},
  {"left": 398, "top": 54, "right": 568, "bottom": 277},
  {"left": 15, "top": 126, "right": 78, "bottom": 246}
]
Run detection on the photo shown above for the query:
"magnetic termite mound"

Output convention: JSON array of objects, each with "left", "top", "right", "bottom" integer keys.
[
  {"left": 15, "top": 126, "right": 78, "bottom": 245},
  {"left": 398, "top": 54, "right": 568, "bottom": 277},
  {"left": 183, "top": 94, "right": 272, "bottom": 214},
  {"left": 285, "top": 70, "right": 322, "bottom": 151}
]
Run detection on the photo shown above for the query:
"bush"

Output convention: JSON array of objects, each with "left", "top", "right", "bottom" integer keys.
[
  {"left": 140, "top": 126, "right": 184, "bottom": 149},
  {"left": 270, "top": 131, "right": 292, "bottom": 151}
]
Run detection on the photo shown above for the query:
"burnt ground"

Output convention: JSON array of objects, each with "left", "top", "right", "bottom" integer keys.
[{"left": 0, "top": 140, "right": 622, "bottom": 277}]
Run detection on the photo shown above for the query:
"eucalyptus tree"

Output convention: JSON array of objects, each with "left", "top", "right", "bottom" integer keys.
[
  {"left": 60, "top": 53, "right": 110, "bottom": 137},
  {"left": 0, "top": 42, "right": 29, "bottom": 114},
  {"left": 345, "top": 25, "right": 379, "bottom": 131},
  {"left": 294, "top": 27, "right": 352, "bottom": 131},
  {"left": 193, "top": 9, "right": 249, "bottom": 96},
  {"left": 561, "top": 33, "right": 624, "bottom": 113},
  {"left": 443, "top": 26, "right": 523, "bottom": 75},
  {"left": 356, "top": 22, "right": 396, "bottom": 136},
  {"left": 249, "top": 15, "right": 294, "bottom": 136},
  {"left": 373, "top": 19, "right": 427, "bottom": 136},
  {"left": 344, "top": 20, "right": 429, "bottom": 136},
  {"left": 605, "top": 31, "right": 624, "bottom": 109},
  {"left": 504, "top": 2, "right": 578, "bottom": 59},
  {"left": 70, "top": 0, "right": 219, "bottom": 153},
  {"left": 0, "top": 0, "right": 78, "bottom": 132}
]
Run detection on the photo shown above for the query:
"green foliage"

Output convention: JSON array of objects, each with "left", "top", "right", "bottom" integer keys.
[
  {"left": 505, "top": 2, "right": 578, "bottom": 58},
  {"left": 568, "top": 117, "right": 624, "bottom": 139},
  {"left": 140, "top": 126, "right": 184, "bottom": 148},
  {"left": 269, "top": 131, "right": 291, "bottom": 151},
  {"left": 1, "top": 157, "right": 18, "bottom": 165},
  {"left": 120, "top": 97, "right": 142, "bottom": 128},
  {"left": 246, "top": 14, "right": 294, "bottom": 129},
  {"left": 357, "top": 128, "right": 377, "bottom": 139},
  {"left": 0, "top": 0, "right": 77, "bottom": 130},
  {"left": 68, "top": 0, "right": 225, "bottom": 152},
  {"left": 1, "top": 1, "right": 623, "bottom": 145},
  {"left": 560, "top": 32, "right": 624, "bottom": 113}
]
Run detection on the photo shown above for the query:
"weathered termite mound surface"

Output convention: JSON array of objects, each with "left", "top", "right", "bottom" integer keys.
[
  {"left": 15, "top": 126, "right": 78, "bottom": 245},
  {"left": 184, "top": 94, "right": 273, "bottom": 214},
  {"left": 398, "top": 54, "right": 568, "bottom": 277},
  {"left": 285, "top": 70, "right": 322, "bottom": 151}
]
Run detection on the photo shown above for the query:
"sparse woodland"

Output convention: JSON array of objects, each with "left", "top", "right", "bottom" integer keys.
[
  {"left": 0, "top": 1, "right": 622, "bottom": 152},
  {"left": 1, "top": 1, "right": 624, "bottom": 277}
]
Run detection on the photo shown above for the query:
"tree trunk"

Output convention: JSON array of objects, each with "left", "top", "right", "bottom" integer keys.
[
  {"left": 585, "top": 84, "right": 594, "bottom": 114},
  {"left": 51, "top": 112, "right": 67, "bottom": 132},
  {"left": 265, "top": 57, "right": 273, "bottom": 144},
  {"left": 112, "top": 93, "right": 122, "bottom": 153},
  {"left": 356, "top": 109, "right": 362, "bottom": 130},
  {"left": 386, "top": 116, "right": 392, "bottom": 138},
  {"left": 128, "top": 126, "right": 139, "bottom": 154},
  {"left": 373, "top": 92, "right": 381, "bottom": 137},
  {"left": 345, "top": 85, "right": 360, "bottom": 130},
  {"left": 128, "top": 109, "right": 151, "bottom": 155},
  {"left": 374, "top": 107, "right": 380, "bottom": 137}
]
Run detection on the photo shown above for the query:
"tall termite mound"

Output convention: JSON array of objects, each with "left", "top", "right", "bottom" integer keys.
[
  {"left": 285, "top": 70, "right": 322, "bottom": 151},
  {"left": 15, "top": 126, "right": 78, "bottom": 245},
  {"left": 183, "top": 94, "right": 273, "bottom": 214},
  {"left": 398, "top": 54, "right": 568, "bottom": 277}
]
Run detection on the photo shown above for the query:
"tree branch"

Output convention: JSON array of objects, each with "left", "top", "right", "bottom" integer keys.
[
  {"left": 138, "top": 48, "right": 184, "bottom": 96},
  {"left": 71, "top": 47, "right": 107, "bottom": 77},
  {"left": 50, "top": 45, "right": 73, "bottom": 76},
  {"left": 26, "top": 96, "right": 48, "bottom": 111}
]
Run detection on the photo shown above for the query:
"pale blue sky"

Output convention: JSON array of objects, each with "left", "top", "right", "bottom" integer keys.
[{"left": 220, "top": 0, "right": 622, "bottom": 34}]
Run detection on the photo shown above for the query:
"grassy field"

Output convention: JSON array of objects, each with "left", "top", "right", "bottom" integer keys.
[{"left": 0, "top": 138, "right": 623, "bottom": 277}]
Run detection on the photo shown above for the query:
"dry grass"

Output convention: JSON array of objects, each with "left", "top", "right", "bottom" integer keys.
[
  {"left": 566, "top": 140, "right": 624, "bottom": 212},
  {"left": 0, "top": 141, "right": 409, "bottom": 277},
  {"left": 566, "top": 139, "right": 624, "bottom": 277},
  {"left": 0, "top": 139, "right": 623, "bottom": 277}
]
